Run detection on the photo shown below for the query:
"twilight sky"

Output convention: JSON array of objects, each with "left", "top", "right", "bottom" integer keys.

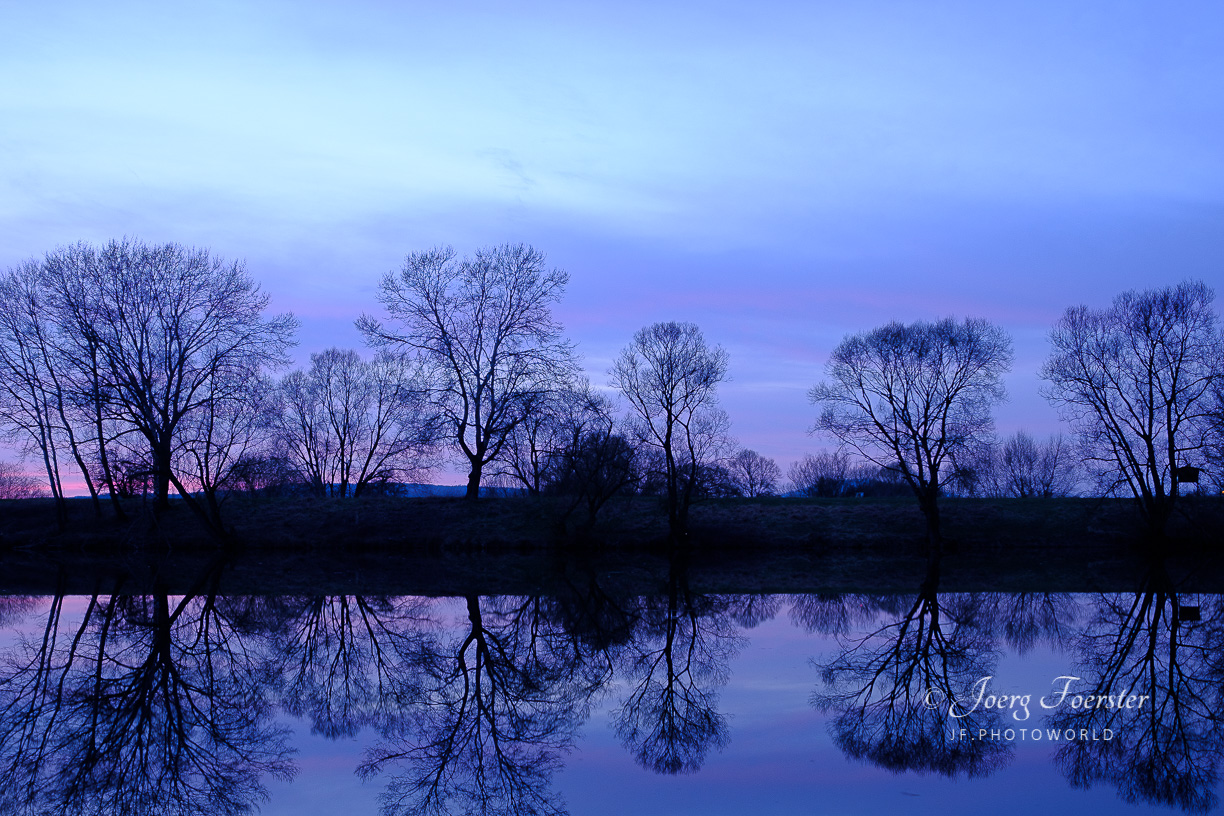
[{"left": 3, "top": 0, "right": 1223, "bottom": 481}]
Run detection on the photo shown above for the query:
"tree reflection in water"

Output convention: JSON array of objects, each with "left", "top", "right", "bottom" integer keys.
[
  {"left": 357, "top": 594, "right": 613, "bottom": 816},
  {"left": 273, "top": 595, "right": 432, "bottom": 738},
  {"left": 8, "top": 561, "right": 1224, "bottom": 814},
  {"left": 612, "top": 557, "right": 745, "bottom": 775},
  {"left": 0, "top": 596, "right": 37, "bottom": 627},
  {"left": 976, "top": 592, "right": 1078, "bottom": 656},
  {"left": 0, "top": 567, "right": 294, "bottom": 816},
  {"left": 810, "top": 557, "right": 1013, "bottom": 778},
  {"left": 1052, "top": 563, "right": 1224, "bottom": 814}
]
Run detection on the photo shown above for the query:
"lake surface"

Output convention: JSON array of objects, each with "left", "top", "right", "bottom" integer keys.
[{"left": 0, "top": 554, "right": 1219, "bottom": 815}]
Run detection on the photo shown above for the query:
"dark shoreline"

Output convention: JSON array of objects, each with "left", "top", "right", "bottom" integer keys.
[
  {"left": 3, "top": 494, "right": 1221, "bottom": 596},
  {"left": 3, "top": 543, "right": 1222, "bottom": 596}
]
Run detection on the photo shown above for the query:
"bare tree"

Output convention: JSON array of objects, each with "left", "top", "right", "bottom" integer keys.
[
  {"left": 358, "top": 244, "right": 577, "bottom": 500},
  {"left": 726, "top": 448, "right": 780, "bottom": 497},
  {"left": 0, "top": 263, "right": 70, "bottom": 525},
  {"left": 277, "top": 348, "right": 436, "bottom": 497},
  {"left": 40, "top": 240, "right": 297, "bottom": 528},
  {"left": 1051, "top": 570, "right": 1224, "bottom": 812},
  {"left": 41, "top": 242, "right": 136, "bottom": 519},
  {"left": 810, "top": 317, "right": 1012, "bottom": 548},
  {"left": 491, "top": 380, "right": 608, "bottom": 495},
  {"left": 1041, "top": 281, "right": 1223, "bottom": 538},
  {"left": 0, "top": 461, "right": 41, "bottom": 499},
  {"left": 610, "top": 322, "right": 732, "bottom": 536},
  {"left": 1207, "top": 381, "right": 1224, "bottom": 495},
  {"left": 174, "top": 373, "right": 280, "bottom": 525},
  {"left": 812, "top": 558, "right": 1012, "bottom": 778},
  {"left": 358, "top": 596, "right": 603, "bottom": 816},
  {"left": 613, "top": 571, "right": 741, "bottom": 774},
  {"left": 979, "top": 431, "right": 1078, "bottom": 498},
  {"left": 787, "top": 450, "right": 850, "bottom": 497},
  {"left": 0, "top": 577, "right": 295, "bottom": 816},
  {"left": 543, "top": 391, "right": 639, "bottom": 531}
]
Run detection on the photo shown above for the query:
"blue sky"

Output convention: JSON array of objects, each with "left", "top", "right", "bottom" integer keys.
[{"left": 3, "top": 1, "right": 1222, "bottom": 479}]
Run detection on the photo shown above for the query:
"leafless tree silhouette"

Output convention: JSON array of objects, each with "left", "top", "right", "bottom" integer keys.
[
  {"left": 0, "top": 262, "right": 75, "bottom": 526},
  {"left": 0, "top": 571, "right": 294, "bottom": 815},
  {"left": 726, "top": 448, "right": 780, "bottom": 497},
  {"left": 0, "top": 460, "right": 41, "bottom": 499},
  {"left": 787, "top": 450, "right": 851, "bottom": 497},
  {"left": 358, "top": 595, "right": 608, "bottom": 816},
  {"left": 967, "top": 431, "right": 1078, "bottom": 498},
  {"left": 273, "top": 596, "right": 433, "bottom": 738},
  {"left": 1042, "top": 280, "right": 1223, "bottom": 538},
  {"left": 491, "top": 379, "right": 608, "bottom": 496},
  {"left": 277, "top": 348, "right": 437, "bottom": 497},
  {"left": 811, "top": 558, "right": 1012, "bottom": 778},
  {"left": 611, "top": 321, "right": 732, "bottom": 536},
  {"left": 811, "top": 317, "right": 1012, "bottom": 548},
  {"left": 612, "top": 563, "right": 742, "bottom": 774},
  {"left": 359, "top": 244, "right": 577, "bottom": 500}
]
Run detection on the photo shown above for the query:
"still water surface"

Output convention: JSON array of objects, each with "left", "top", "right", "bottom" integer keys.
[{"left": 0, "top": 559, "right": 1217, "bottom": 815}]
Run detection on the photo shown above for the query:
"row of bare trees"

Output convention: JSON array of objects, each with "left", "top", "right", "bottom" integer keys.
[
  {"left": 0, "top": 240, "right": 748, "bottom": 538},
  {"left": 3, "top": 238, "right": 1221, "bottom": 543},
  {"left": 357, "top": 245, "right": 740, "bottom": 535},
  {"left": 0, "top": 241, "right": 297, "bottom": 533},
  {"left": 0, "top": 562, "right": 748, "bottom": 815},
  {"left": 806, "top": 281, "right": 1224, "bottom": 546}
]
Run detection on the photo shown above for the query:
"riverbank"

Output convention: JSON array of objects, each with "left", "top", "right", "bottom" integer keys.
[
  {"left": 2, "top": 493, "right": 1220, "bottom": 552},
  {"left": 2, "top": 533, "right": 1221, "bottom": 596},
  {"left": 2, "top": 494, "right": 1221, "bottom": 596}
]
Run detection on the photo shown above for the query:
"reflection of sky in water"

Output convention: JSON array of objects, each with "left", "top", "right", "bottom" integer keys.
[
  {"left": 0, "top": 594, "right": 1214, "bottom": 815},
  {"left": 556, "top": 616, "right": 1136, "bottom": 816}
]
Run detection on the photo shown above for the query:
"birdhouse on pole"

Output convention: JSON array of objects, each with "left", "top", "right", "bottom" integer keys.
[{"left": 1174, "top": 465, "right": 1201, "bottom": 484}]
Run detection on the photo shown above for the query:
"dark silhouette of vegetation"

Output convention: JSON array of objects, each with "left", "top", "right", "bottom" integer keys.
[
  {"left": 272, "top": 595, "right": 431, "bottom": 738},
  {"left": 962, "top": 430, "right": 1079, "bottom": 498},
  {"left": 1042, "top": 280, "right": 1223, "bottom": 539},
  {"left": 612, "top": 556, "right": 742, "bottom": 773},
  {"left": 3, "top": 569, "right": 1224, "bottom": 812},
  {"left": 359, "top": 244, "right": 577, "bottom": 501},
  {"left": 0, "top": 262, "right": 76, "bottom": 527},
  {"left": 0, "top": 569, "right": 295, "bottom": 816},
  {"left": 357, "top": 596, "right": 608, "bottom": 816},
  {"left": 1, "top": 240, "right": 297, "bottom": 537},
  {"left": 811, "top": 317, "right": 1012, "bottom": 548},
  {"left": 611, "top": 321, "right": 733, "bottom": 536},
  {"left": 787, "top": 450, "right": 851, "bottom": 497},
  {"left": 5, "top": 237, "right": 1222, "bottom": 552},
  {"left": 548, "top": 427, "right": 639, "bottom": 532},
  {"left": 726, "top": 448, "right": 780, "bottom": 497},
  {"left": 810, "top": 557, "right": 1013, "bottom": 778},
  {"left": 276, "top": 348, "right": 438, "bottom": 497},
  {"left": 0, "top": 460, "right": 41, "bottom": 499}
]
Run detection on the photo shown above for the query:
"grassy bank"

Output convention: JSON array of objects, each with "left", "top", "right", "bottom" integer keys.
[
  {"left": 2, "top": 493, "right": 1220, "bottom": 553},
  {"left": 2, "top": 494, "right": 1221, "bottom": 596}
]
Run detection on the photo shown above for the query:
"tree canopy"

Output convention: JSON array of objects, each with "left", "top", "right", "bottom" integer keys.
[
  {"left": 811, "top": 317, "right": 1012, "bottom": 547},
  {"left": 359, "top": 244, "right": 576, "bottom": 500}
]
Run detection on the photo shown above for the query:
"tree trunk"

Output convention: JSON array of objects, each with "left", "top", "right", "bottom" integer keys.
[
  {"left": 465, "top": 465, "right": 482, "bottom": 500},
  {"left": 1145, "top": 494, "right": 1171, "bottom": 545},
  {"left": 95, "top": 415, "right": 127, "bottom": 521},
  {"left": 154, "top": 439, "right": 173, "bottom": 510},
  {"left": 167, "top": 470, "right": 226, "bottom": 540}
]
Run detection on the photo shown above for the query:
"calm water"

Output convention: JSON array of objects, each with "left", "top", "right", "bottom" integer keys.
[{"left": 0, "top": 558, "right": 1219, "bottom": 815}]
